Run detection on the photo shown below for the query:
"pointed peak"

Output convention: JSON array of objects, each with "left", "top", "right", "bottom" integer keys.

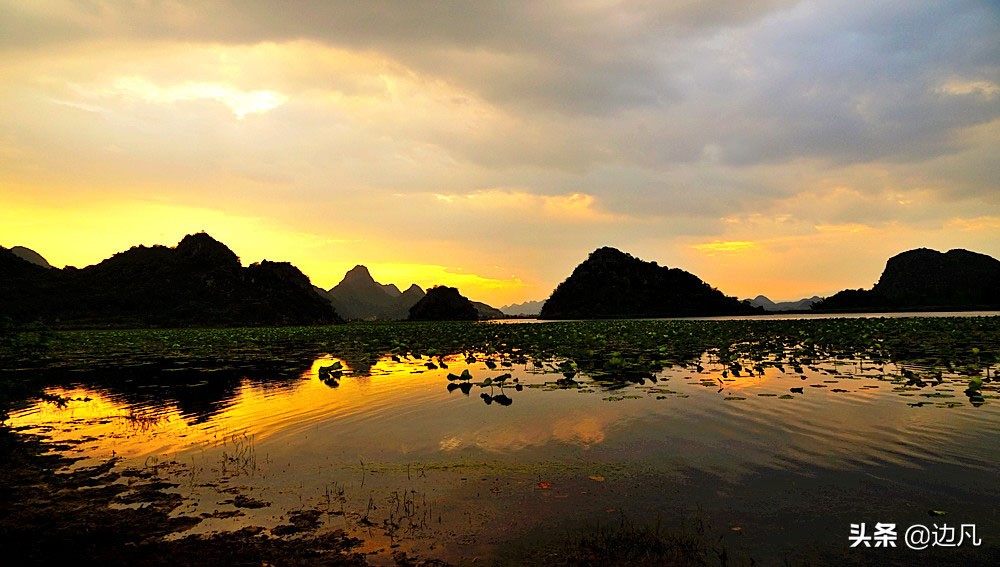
[
  {"left": 341, "top": 264, "right": 376, "bottom": 284},
  {"left": 402, "top": 283, "right": 425, "bottom": 295}
]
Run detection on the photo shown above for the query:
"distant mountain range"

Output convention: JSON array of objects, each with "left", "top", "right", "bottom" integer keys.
[
  {"left": 748, "top": 295, "right": 823, "bottom": 312},
  {"left": 3, "top": 236, "right": 995, "bottom": 328},
  {"left": 0, "top": 233, "right": 339, "bottom": 327},
  {"left": 499, "top": 300, "right": 546, "bottom": 316},
  {"left": 314, "top": 265, "right": 505, "bottom": 320},
  {"left": 470, "top": 301, "right": 505, "bottom": 320},
  {"left": 539, "top": 247, "right": 758, "bottom": 319},
  {"left": 814, "top": 248, "right": 1000, "bottom": 311}
]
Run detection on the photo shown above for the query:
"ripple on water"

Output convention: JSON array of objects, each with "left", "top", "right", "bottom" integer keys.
[{"left": 5, "top": 348, "right": 999, "bottom": 565}]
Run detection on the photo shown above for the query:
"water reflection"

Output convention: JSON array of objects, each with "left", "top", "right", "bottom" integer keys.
[
  {"left": 446, "top": 382, "right": 473, "bottom": 395},
  {"left": 443, "top": 370, "right": 522, "bottom": 406},
  {"left": 6, "top": 338, "right": 999, "bottom": 565},
  {"left": 29, "top": 362, "right": 314, "bottom": 428},
  {"left": 15, "top": 347, "right": 996, "bottom": 472}
]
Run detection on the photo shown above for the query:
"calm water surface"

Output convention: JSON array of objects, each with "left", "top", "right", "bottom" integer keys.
[{"left": 6, "top": 319, "right": 1000, "bottom": 565}]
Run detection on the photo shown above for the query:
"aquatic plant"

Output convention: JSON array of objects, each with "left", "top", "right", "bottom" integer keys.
[{"left": 2, "top": 317, "right": 997, "bottom": 418}]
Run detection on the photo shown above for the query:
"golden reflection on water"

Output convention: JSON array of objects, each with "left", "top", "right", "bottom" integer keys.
[
  {"left": 8, "top": 350, "right": 996, "bottom": 472},
  {"left": 4, "top": 348, "right": 1000, "bottom": 565},
  {"left": 8, "top": 352, "right": 636, "bottom": 471},
  {"left": 7, "top": 355, "right": 447, "bottom": 462}
]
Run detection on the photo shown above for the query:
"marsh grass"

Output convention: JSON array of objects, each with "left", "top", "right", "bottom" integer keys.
[
  {"left": 219, "top": 430, "right": 257, "bottom": 476},
  {"left": 117, "top": 409, "right": 164, "bottom": 433},
  {"left": 323, "top": 481, "right": 348, "bottom": 516},
  {"left": 383, "top": 488, "right": 432, "bottom": 541}
]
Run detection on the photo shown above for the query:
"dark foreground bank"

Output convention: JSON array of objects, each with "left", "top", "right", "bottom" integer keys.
[{"left": 0, "top": 425, "right": 373, "bottom": 567}]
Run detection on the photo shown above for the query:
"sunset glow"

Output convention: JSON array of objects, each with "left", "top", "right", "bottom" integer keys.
[{"left": 2, "top": 1, "right": 997, "bottom": 305}]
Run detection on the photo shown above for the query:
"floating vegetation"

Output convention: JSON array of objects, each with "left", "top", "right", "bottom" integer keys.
[
  {"left": 1, "top": 317, "right": 996, "bottom": 414},
  {"left": 318, "top": 360, "right": 344, "bottom": 387}
]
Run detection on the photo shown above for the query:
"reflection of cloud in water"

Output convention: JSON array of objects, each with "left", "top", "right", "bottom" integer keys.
[
  {"left": 552, "top": 416, "right": 606, "bottom": 448},
  {"left": 440, "top": 411, "right": 614, "bottom": 452},
  {"left": 472, "top": 427, "right": 541, "bottom": 452}
]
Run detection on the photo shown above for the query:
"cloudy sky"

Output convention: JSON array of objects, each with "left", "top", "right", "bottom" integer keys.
[{"left": 2, "top": 1, "right": 997, "bottom": 306}]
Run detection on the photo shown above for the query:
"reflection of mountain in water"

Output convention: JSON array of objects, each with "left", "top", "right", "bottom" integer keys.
[
  {"left": 76, "top": 362, "right": 314, "bottom": 426},
  {"left": 8, "top": 316, "right": 994, "bottom": 430}
]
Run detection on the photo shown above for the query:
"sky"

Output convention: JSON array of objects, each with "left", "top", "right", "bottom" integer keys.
[{"left": 1, "top": 1, "right": 997, "bottom": 306}]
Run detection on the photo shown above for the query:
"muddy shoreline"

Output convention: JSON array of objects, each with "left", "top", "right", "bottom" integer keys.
[
  {"left": 0, "top": 424, "right": 385, "bottom": 566},
  {"left": 0, "top": 423, "right": 716, "bottom": 566}
]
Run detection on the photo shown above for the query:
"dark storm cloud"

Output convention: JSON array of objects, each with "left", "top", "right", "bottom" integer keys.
[{"left": 708, "top": 0, "right": 1000, "bottom": 165}]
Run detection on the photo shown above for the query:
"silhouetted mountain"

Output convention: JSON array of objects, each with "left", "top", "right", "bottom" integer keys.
[
  {"left": 749, "top": 295, "right": 821, "bottom": 312},
  {"left": 0, "top": 232, "right": 340, "bottom": 328},
  {"left": 471, "top": 301, "right": 505, "bottom": 320},
  {"left": 500, "top": 300, "right": 546, "bottom": 316},
  {"left": 749, "top": 295, "right": 778, "bottom": 311},
  {"left": 0, "top": 247, "right": 61, "bottom": 322},
  {"left": 381, "top": 283, "right": 402, "bottom": 297},
  {"left": 817, "top": 288, "right": 879, "bottom": 311},
  {"left": 816, "top": 248, "right": 1000, "bottom": 311},
  {"left": 9, "top": 246, "right": 53, "bottom": 269},
  {"left": 399, "top": 284, "right": 426, "bottom": 307},
  {"left": 539, "top": 247, "right": 758, "bottom": 319},
  {"left": 321, "top": 265, "right": 425, "bottom": 320},
  {"left": 408, "top": 286, "right": 479, "bottom": 321}
]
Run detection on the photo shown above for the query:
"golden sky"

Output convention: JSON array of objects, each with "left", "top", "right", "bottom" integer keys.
[{"left": 1, "top": 2, "right": 997, "bottom": 306}]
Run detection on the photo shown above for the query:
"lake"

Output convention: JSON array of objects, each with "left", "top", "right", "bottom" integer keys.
[{"left": 3, "top": 316, "right": 999, "bottom": 565}]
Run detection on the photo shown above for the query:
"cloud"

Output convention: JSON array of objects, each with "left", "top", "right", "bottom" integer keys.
[
  {"left": 104, "top": 77, "right": 287, "bottom": 119},
  {"left": 692, "top": 241, "right": 759, "bottom": 254},
  {"left": 0, "top": 197, "right": 347, "bottom": 271},
  {"left": 7, "top": 3, "right": 998, "bottom": 176},
  {"left": 431, "top": 189, "right": 623, "bottom": 223},
  {"left": 938, "top": 79, "right": 1000, "bottom": 99}
]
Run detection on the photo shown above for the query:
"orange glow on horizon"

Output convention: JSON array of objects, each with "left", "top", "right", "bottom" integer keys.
[
  {"left": 0, "top": 9, "right": 997, "bottom": 310},
  {"left": 0, "top": 197, "right": 537, "bottom": 306}
]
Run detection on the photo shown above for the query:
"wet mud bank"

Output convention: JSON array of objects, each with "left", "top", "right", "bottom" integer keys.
[{"left": 0, "top": 425, "right": 370, "bottom": 567}]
